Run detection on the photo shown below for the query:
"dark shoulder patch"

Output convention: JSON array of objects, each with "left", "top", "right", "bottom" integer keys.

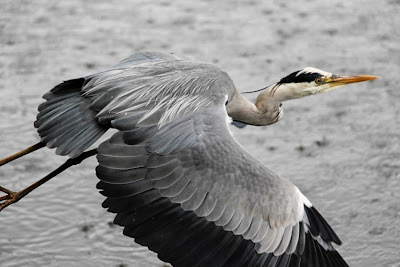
[{"left": 279, "top": 70, "right": 321, "bottom": 84}]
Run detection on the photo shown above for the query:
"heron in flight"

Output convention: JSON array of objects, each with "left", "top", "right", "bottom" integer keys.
[{"left": 0, "top": 51, "right": 377, "bottom": 266}]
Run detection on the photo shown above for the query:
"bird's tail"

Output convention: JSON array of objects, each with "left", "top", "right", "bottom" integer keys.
[{"left": 34, "top": 78, "right": 109, "bottom": 158}]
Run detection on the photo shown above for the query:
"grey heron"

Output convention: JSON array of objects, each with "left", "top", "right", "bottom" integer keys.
[{"left": 0, "top": 51, "right": 377, "bottom": 266}]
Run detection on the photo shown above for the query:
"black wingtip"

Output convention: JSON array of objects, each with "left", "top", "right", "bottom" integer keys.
[
  {"left": 304, "top": 205, "right": 342, "bottom": 245},
  {"left": 311, "top": 206, "right": 342, "bottom": 245},
  {"left": 50, "top": 78, "right": 85, "bottom": 93}
]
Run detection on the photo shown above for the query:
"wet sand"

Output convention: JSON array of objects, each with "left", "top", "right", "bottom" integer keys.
[{"left": 0, "top": 0, "right": 399, "bottom": 266}]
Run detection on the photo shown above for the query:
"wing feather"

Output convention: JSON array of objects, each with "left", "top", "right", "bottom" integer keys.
[
  {"left": 180, "top": 188, "right": 208, "bottom": 211},
  {"left": 214, "top": 206, "right": 236, "bottom": 227},
  {"left": 287, "top": 222, "right": 300, "bottom": 254},
  {"left": 194, "top": 192, "right": 218, "bottom": 217},
  {"left": 253, "top": 221, "right": 271, "bottom": 243},
  {"left": 243, "top": 214, "right": 263, "bottom": 240},
  {"left": 274, "top": 226, "right": 293, "bottom": 255},
  {"left": 169, "top": 182, "right": 198, "bottom": 203},
  {"left": 204, "top": 199, "right": 226, "bottom": 221}
]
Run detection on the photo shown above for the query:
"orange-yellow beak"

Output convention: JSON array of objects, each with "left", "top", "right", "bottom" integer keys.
[{"left": 327, "top": 74, "right": 378, "bottom": 86}]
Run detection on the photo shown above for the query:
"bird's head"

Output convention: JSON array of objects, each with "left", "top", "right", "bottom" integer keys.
[
  {"left": 229, "top": 67, "right": 377, "bottom": 127},
  {"left": 262, "top": 67, "right": 378, "bottom": 102},
  {"left": 252, "top": 67, "right": 377, "bottom": 121}
]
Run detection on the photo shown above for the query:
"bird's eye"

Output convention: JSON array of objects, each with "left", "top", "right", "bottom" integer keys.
[{"left": 315, "top": 78, "right": 323, "bottom": 84}]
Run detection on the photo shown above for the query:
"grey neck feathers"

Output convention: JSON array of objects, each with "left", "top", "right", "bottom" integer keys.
[{"left": 226, "top": 89, "right": 282, "bottom": 126}]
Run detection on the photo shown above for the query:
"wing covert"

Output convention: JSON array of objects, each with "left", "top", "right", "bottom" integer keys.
[{"left": 82, "top": 51, "right": 235, "bottom": 128}]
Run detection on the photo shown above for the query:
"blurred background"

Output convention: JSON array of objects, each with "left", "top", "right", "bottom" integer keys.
[{"left": 0, "top": 0, "right": 399, "bottom": 266}]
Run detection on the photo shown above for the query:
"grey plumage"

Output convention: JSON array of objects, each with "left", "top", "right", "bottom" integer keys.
[{"left": 34, "top": 51, "right": 348, "bottom": 266}]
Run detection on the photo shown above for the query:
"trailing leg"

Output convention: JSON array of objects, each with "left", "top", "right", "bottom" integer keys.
[
  {"left": 0, "top": 149, "right": 97, "bottom": 212},
  {"left": 0, "top": 142, "right": 46, "bottom": 167}
]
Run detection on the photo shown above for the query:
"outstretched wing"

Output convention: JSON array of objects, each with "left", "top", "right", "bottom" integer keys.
[
  {"left": 34, "top": 51, "right": 235, "bottom": 157},
  {"left": 96, "top": 99, "right": 347, "bottom": 265}
]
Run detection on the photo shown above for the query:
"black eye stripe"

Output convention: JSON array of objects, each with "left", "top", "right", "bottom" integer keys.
[{"left": 279, "top": 70, "right": 322, "bottom": 84}]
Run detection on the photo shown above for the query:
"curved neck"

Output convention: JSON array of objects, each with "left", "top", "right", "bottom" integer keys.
[{"left": 226, "top": 88, "right": 282, "bottom": 126}]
